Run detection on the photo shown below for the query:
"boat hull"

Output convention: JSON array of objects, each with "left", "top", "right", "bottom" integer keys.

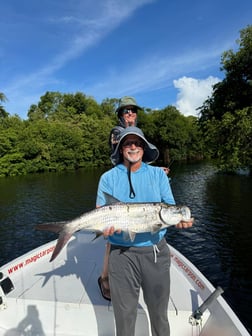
[{"left": 0, "top": 232, "right": 249, "bottom": 335}]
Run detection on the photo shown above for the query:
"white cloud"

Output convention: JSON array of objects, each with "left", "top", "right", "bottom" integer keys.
[{"left": 173, "top": 76, "right": 220, "bottom": 117}]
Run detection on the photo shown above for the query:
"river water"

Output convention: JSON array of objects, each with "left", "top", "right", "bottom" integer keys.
[{"left": 0, "top": 162, "right": 251, "bottom": 333}]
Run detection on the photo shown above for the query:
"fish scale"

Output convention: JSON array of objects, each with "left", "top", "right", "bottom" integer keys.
[{"left": 77, "top": 203, "right": 162, "bottom": 233}]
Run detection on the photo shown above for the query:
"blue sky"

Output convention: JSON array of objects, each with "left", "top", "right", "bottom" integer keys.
[{"left": 1, "top": 0, "right": 251, "bottom": 119}]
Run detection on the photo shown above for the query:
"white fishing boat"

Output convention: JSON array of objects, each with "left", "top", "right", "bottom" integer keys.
[{"left": 0, "top": 231, "right": 250, "bottom": 335}]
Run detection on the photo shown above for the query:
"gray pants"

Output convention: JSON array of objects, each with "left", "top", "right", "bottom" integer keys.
[{"left": 109, "top": 239, "right": 171, "bottom": 336}]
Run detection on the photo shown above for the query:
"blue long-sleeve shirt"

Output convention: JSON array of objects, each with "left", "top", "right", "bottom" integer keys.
[{"left": 96, "top": 162, "right": 175, "bottom": 246}]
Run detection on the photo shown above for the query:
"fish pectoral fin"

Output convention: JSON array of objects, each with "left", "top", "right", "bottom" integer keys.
[
  {"left": 152, "top": 223, "right": 163, "bottom": 233},
  {"left": 128, "top": 230, "right": 137, "bottom": 241},
  {"left": 122, "top": 230, "right": 136, "bottom": 242}
]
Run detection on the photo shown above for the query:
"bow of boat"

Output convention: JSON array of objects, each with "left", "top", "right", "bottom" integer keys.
[{"left": 0, "top": 232, "right": 249, "bottom": 335}]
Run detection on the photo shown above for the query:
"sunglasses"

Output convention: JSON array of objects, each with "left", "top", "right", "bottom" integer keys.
[
  {"left": 122, "top": 107, "right": 137, "bottom": 114},
  {"left": 122, "top": 140, "right": 145, "bottom": 148}
]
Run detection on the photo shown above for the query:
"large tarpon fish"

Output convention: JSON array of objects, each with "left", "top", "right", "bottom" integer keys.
[{"left": 35, "top": 194, "right": 191, "bottom": 262}]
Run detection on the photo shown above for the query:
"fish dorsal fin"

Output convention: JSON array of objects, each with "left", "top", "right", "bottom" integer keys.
[{"left": 103, "top": 192, "right": 121, "bottom": 205}]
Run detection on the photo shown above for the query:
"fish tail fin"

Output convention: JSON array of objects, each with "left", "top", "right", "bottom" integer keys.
[
  {"left": 50, "top": 231, "right": 73, "bottom": 262},
  {"left": 35, "top": 221, "right": 74, "bottom": 262}
]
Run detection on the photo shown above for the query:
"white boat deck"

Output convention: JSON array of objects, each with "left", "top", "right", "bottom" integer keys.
[{"left": 0, "top": 232, "right": 249, "bottom": 335}]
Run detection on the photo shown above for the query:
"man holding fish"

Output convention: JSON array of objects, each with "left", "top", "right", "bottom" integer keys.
[
  {"left": 99, "top": 96, "right": 170, "bottom": 302},
  {"left": 96, "top": 126, "right": 193, "bottom": 336}
]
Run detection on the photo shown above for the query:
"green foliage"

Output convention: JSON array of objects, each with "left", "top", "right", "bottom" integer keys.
[
  {"left": 101, "top": 98, "right": 119, "bottom": 116},
  {"left": 140, "top": 106, "right": 201, "bottom": 163},
  {"left": 0, "top": 90, "right": 202, "bottom": 177},
  {"left": 199, "top": 25, "right": 252, "bottom": 121},
  {"left": 214, "top": 107, "right": 252, "bottom": 173},
  {"left": 27, "top": 91, "right": 103, "bottom": 122},
  {"left": 198, "top": 25, "right": 252, "bottom": 174},
  {"left": 0, "top": 99, "right": 116, "bottom": 177}
]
